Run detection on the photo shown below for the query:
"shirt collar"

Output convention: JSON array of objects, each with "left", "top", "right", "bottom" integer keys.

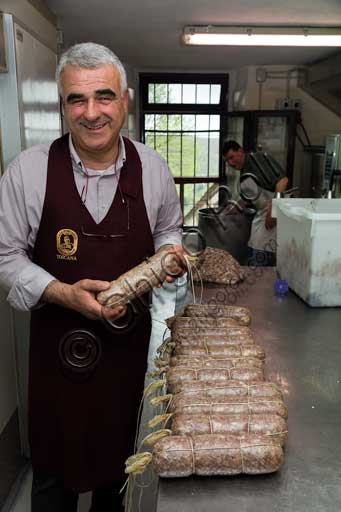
[{"left": 68, "top": 133, "right": 126, "bottom": 174}]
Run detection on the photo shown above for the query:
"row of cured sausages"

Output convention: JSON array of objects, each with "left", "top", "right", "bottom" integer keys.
[{"left": 151, "top": 304, "right": 287, "bottom": 477}]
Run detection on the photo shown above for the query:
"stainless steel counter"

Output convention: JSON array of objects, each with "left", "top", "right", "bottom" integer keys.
[{"left": 155, "top": 268, "right": 341, "bottom": 512}]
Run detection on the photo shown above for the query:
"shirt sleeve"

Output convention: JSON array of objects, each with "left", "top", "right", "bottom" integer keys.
[
  {"left": 152, "top": 160, "right": 183, "bottom": 251},
  {"left": 0, "top": 159, "right": 55, "bottom": 311}
]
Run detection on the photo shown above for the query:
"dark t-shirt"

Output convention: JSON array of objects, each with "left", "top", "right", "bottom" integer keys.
[{"left": 240, "top": 152, "right": 286, "bottom": 192}]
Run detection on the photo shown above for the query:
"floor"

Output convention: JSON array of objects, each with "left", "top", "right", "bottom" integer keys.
[
  {"left": 5, "top": 468, "right": 91, "bottom": 512},
  {"left": 5, "top": 277, "right": 188, "bottom": 512}
]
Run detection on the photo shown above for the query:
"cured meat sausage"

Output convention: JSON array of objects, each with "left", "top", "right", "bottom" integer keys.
[
  {"left": 171, "top": 413, "right": 288, "bottom": 446},
  {"left": 97, "top": 250, "right": 181, "bottom": 308},
  {"left": 153, "top": 434, "right": 283, "bottom": 476},
  {"left": 173, "top": 344, "right": 265, "bottom": 360},
  {"left": 184, "top": 304, "right": 252, "bottom": 326},
  {"left": 169, "top": 356, "right": 264, "bottom": 370},
  {"left": 171, "top": 381, "right": 283, "bottom": 400},
  {"left": 169, "top": 394, "right": 288, "bottom": 419},
  {"left": 167, "top": 367, "right": 265, "bottom": 391},
  {"left": 168, "top": 317, "right": 238, "bottom": 331},
  {"left": 173, "top": 327, "right": 254, "bottom": 345}
]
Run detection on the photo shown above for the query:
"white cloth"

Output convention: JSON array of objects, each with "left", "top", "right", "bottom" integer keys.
[
  {"left": 241, "top": 177, "right": 276, "bottom": 253},
  {"left": 147, "top": 275, "right": 187, "bottom": 371},
  {"left": 0, "top": 135, "right": 182, "bottom": 310}
]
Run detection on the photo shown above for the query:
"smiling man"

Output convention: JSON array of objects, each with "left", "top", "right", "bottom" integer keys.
[
  {"left": 0, "top": 43, "right": 183, "bottom": 511},
  {"left": 61, "top": 62, "right": 127, "bottom": 166}
]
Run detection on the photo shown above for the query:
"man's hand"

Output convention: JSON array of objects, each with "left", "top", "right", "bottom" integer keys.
[
  {"left": 42, "top": 279, "right": 126, "bottom": 320},
  {"left": 158, "top": 244, "right": 187, "bottom": 283},
  {"left": 275, "top": 176, "right": 288, "bottom": 194},
  {"left": 265, "top": 201, "right": 277, "bottom": 230}
]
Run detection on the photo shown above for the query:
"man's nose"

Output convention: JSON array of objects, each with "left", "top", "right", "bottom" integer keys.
[{"left": 84, "top": 98, "right": 100, "bottom": 120}]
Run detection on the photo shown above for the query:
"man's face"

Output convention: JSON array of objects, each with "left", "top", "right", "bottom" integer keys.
[
  {"left": 60, "top": 64, "right": 128, "bottom": 156},
  {"left": 224, "top": 148, "right": 245, "bottom": 170}
]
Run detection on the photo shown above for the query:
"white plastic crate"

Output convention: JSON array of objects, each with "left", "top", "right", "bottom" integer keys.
[{"left": 272, "top": 198, "right": 341, "bottom": 307}]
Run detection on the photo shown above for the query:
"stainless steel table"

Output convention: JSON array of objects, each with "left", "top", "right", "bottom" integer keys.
[{"left": 155, "top": 268, "right": 341, "bottom": 512}]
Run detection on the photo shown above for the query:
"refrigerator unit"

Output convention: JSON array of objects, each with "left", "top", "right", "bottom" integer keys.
[{"left": 0, "top": 13, "right": 61, "bottom": 468}]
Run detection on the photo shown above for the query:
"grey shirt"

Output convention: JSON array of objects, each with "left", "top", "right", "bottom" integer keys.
[{"left": 0, "top": 135, "right": 183, "bottom": 311}]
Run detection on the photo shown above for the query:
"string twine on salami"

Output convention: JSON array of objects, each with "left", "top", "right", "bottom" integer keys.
[
  {"left": 174, "top": 357, "right": 262, "bottom": 370},
  {"left": 174, "top": 367, "right": 235, "bottom": 382},
  {"left": 184, "top": 255, "right": 203, "bottom": 305},
  {"left": 209, "top": 415, "right": 214, "bottom": 434},
  {"left": 239, "top": 440, "right": 245, "bottom": 473},
  {"left": 267, "top": 429, "right": 289, "bottom": 438},
  {"left": 187, "top": 435, "right": 196, "bottom": 474}
]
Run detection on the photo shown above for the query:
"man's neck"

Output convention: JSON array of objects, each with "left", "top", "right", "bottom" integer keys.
[{"left": 73, "top": 140, "right": 120, "bottom": 170}]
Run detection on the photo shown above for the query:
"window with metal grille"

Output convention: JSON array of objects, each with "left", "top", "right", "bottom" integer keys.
[{"left": 140, "top": 73, "right": 228, "bottom": 227}]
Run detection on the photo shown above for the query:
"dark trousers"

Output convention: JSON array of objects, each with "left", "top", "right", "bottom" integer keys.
[{"left": 31, "top": 472, "right": 124, "bottom": 512}]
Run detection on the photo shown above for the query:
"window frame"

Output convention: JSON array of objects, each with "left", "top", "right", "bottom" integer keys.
[{"left": 139, "top": 73, "right": 229, "bottom": 227}]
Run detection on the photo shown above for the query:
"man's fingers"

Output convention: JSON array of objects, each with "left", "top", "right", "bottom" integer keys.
[
  {"left": 79, "top": 279, "right": 111, "bottom": 293},
  {"left": 101, "top": 304, "right": 126, "bottom": 321}
]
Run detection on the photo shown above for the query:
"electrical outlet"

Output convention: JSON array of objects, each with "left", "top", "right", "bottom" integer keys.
[{"left": 275, "top": 98, "right": 302, "bottom": 110}]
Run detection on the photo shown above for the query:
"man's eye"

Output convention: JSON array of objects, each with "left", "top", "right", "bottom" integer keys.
[
  {"left": 98, "top": 96, "right": 112, "bottom": 103},
  {"left": 71, "top": 99, "right": 85, "bottom": 105}
]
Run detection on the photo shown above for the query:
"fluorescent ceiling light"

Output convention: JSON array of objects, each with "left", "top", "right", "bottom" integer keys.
[{"left": 183, "top": 26, "right": 341, "bottom": 47}]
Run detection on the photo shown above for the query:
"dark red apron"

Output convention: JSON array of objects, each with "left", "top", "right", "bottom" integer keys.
[{"left": 29, "top": 134, "right": 154, "bottom": 492}]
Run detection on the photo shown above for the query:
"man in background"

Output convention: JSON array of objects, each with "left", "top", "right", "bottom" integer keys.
[{"left": 223, "top": 140, "right": 288, "bottom": 266}]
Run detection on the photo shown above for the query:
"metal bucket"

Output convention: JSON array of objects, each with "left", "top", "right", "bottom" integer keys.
[{"left": 198, "top": 207, "right": 253, "bottom": 264}]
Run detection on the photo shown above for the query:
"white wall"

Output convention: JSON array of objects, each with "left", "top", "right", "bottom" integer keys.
[
  {"left": 0, "top": 0, "right": 57, "bottom": 51},
  {"left": 121, "top": 62, "right": 137, "bottom": 140},
  {"left": 230, "top": 64, "right": 341, "bottom": 187},
  {"left": 0, "top": 14, "right": 22, "bottom": 169}
]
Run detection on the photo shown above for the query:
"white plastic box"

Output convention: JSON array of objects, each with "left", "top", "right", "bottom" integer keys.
[{"left": 272, "top": 198, "right": 341, "bottom": 307}]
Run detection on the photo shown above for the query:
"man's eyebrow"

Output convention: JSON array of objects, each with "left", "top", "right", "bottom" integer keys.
[
  {"left": 95, "top": 89, "right": 116, "bottom": 97},
  {"left": 66, "top": 93, "right": 85, "bottom": 103}
]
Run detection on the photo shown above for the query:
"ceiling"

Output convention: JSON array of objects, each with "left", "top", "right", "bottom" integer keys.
[{"left": 44, "top": 0, "right": 341, "bottom": 71}]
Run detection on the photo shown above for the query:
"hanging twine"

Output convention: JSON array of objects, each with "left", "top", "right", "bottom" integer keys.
[
  {"left": 150, "top": 393, "right": 173, "bottom": 407},
  {"left": 139, "top": 428, "right": 172, "bottom": 448},
  {"left": 147, "top": 413, "right": 173, "bottom": 429},
  {"left": 125, "top": 452, "right": 153, "bottom": 475}
]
